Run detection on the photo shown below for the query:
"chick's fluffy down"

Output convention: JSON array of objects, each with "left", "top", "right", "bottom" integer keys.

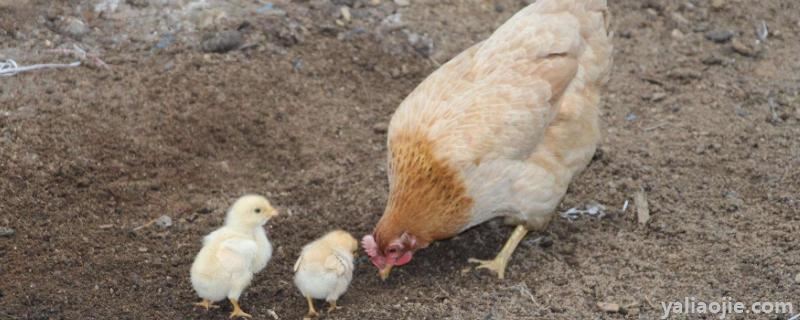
[{"left": 293, "top": 231, "right": 356, "bottom": 301}]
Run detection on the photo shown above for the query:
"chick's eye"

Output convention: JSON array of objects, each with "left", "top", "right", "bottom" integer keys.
[{"left": 254, "top": 208, "right": 261, "bottom": 214}]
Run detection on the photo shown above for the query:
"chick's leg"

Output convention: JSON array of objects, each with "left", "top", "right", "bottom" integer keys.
[
  {"left": 468, "top": 225, "right": 529, "bottom": 279},
  {"left": 193, "top": 299, "right": 220, "bottom": 310},
  {"left": 228, "top": 299, "right": 252, "bottom": 319},
  {"left": 305, "top": 296, "right": 319, "bottom": 318},
  {"left": 327, "top": 300, "right": 341, "bottom": 313}
]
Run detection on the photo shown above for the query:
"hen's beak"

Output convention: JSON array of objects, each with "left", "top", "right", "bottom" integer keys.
[{"left": 379, "top": 265, "right": 392, "bottom": 281}]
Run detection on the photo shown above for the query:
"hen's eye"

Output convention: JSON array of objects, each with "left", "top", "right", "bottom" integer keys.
[{"left": 254, "top": 208, "right": 262, "bottom": 214}]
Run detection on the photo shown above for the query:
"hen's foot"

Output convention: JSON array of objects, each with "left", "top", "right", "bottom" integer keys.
[
  {"left": 468, "top": 225, "right": 529, "bottom": 280},
  {"left": 468, "top": 257, "right": 509, "bottom": 279}
]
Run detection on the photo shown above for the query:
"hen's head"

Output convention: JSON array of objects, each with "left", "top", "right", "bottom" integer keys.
[{"left": 362, "top": 231, "right": 418, "bottom": 280}]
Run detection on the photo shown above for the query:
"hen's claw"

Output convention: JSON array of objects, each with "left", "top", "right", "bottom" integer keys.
[
  {"left": 468, "top": 225, "right": 529, "bottom": 280},
  {"left": 468, "top": 257, "right": 509, "bottom": 279}
]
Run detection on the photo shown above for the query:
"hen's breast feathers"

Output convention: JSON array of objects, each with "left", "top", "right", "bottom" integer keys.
[{"left": 388, "top": 0, "right": 612, "bottom": 169}]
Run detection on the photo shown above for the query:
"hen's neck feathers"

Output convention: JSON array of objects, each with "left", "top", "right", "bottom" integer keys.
[{"left": 375, "top": 133, "right": 473, "bottom": 248}]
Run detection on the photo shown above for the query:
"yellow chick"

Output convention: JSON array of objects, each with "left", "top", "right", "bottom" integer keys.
[
  {"left": 190, "top": 195, "right": 278, "bottom": 318},
  {"left": 293, "top": 230, "right": 358, "bottom": 318}
]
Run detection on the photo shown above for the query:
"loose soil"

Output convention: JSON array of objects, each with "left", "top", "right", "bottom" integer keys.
[{"left": 1, "top": 0, "right": 798, "bottom": 319}]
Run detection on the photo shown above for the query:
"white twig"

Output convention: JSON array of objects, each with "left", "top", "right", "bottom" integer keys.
[
  {"left": 0, "top": 59, "right": 81, "bottom": 77},
  {"left": 787, "top": 313, "right": 799, "bottom": 320},
  {"left": 622, "top": 200, "right": 629, "bottom": 212}
]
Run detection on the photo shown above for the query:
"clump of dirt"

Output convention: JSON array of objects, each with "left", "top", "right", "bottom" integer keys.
[{"left": 1, "top": 0, "right": 798, "bottom": 319}]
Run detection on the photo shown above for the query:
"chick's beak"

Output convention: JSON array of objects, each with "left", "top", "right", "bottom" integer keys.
[
  {"left": 264, "top": 209, "right": 278, "bottom": 219},
  {"left": 379, "top": 265, "right": 392, "bottom": 281}
]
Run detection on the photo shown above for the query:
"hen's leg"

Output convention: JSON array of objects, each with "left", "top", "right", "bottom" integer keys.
[
  {"left": 469, "top": 224, "right": 529, "bottom": 279},
  {"left": 305, "top": 296, "right": 319, "bottom": 318}
]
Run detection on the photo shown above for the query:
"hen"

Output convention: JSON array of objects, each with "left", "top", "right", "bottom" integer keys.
[{"left": 363, "top": 0, "right": 613, "bottom": 280}]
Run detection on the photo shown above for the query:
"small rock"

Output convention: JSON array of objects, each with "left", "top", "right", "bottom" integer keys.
[
  {"left": 711, "top": 0, "right": 725, "bottom": 9},
  {"left": 671, "top": 29, "right": 685, "bottom": 40},
  {"left": 668, "top": 68, "right": 702, "bottom": 81},
  {"left": 393, "top": 0, "right": 410, "bottom": 6},
  {"left": 200, "top": 30, "right": 243, "bottom": 53},
  {"left": 405, "top": 31, "right": 434, "bottom": 57},
  {"left": 671, "top": 12, "right": 689, "bottom": 25},
  {"left": 155, "top": 215, "right": 173, "bottom": 228},
  {"left": 705, "top": 30, "right": 735, "bottom": 43},
  {"left": 641, "top": 0, "right": 662, "bottom": 11},
  {"left": 138, "top": 247, "right": 148, "bottom": 252},
  {"left": 0, "top": 227, "right": 14, "bottom": 237},
  {"left": 795, "top": 273, "right": 800, "bottom": 283},
  {"left": 650, "top": 92, "right": 667, "bottom": 102},
  {"left": 625, "top": 113, "right": 638, "bottom": 121},
  {"left": 126, "top": 0, "right": 149, "bottom": 8},
  {"left": 597, "top": 302, "right": 621, "bottom": 313},
  {"left": 155, "top": 33, "right": 174, "bottom": 49},
  {"left": 731, "top": 38, "right": 759, "bottom": 57},
  {"left": 372, "top": 122, "right": 389, "bottom": 134},
  {"left": 701, "top": 55, "right": 723, "bottom": 65},
  {"left": 380, "top": 13, "right": 405, "bottom": 31},
  {"left": 755, "top": 21, "right": 768, "bottom": 41},
  {"left": 340, "top": 6, "right": 351, "bottom": 23},
  {"left": 58, "top": 17, "right": 90, "bottom": 40}
]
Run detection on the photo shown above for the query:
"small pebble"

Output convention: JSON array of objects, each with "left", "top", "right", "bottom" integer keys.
[
  {"left": 705, "top": 30, "right": 735, "bottom": 43},
  {"left": 372, "top": 122, "right": 389, "bottom": 134},
  {"left": 711, "top": 0, "right": 725, "bottom": 9},
  {"left": 155, "top": 215, "right": 173, "bottom": 228},
  {"left": 731, "top": 38, "right": 758, "bottom": 57},
  {"left": 701, "top": 55, "right": 723, "bottom": 65},
  {"left": 200, "top": 30, "right": 243, "bottom": 53},
  {"left": 340, "top": 6, "right": 351, "bottom": 23},
  {"left": 59, "top": 17, "right": 90, "bottom": 39},
  {"left": 597, "top": 302, "right": 621, "bottom": 313},
  {"left": 668, "top": 68, "right": 702, "bottom": 81},
  {"left": 394, "top": 0, "right": 410, "bottom": 6},
  {"left": 138, "top": 247, "right": 148, "bottom": 252},
  {"left": 671, "top": 29, "right": 685, "bottom": 40},
  {"left": 795, "top": 273, "right": 800, "bottom": 283},
  {"left": 671, "top": 12, "right": 689, "bottom": 25},
  {"left": 0, "top": 227, "right": 14, "bottom": 237}
]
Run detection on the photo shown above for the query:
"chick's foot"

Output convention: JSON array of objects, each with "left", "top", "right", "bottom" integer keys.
[
  {"left": 228, "top": 299, "right": 252, "bottom": 319},
  {"left": 305, "top": 296, "right": 319, "bottom": 318},
  {"left": 194, "top": 299, "right": 220, "bottom": 310},
  {"left": 327, "top": 300, "right": 342, "bottom": 313}
]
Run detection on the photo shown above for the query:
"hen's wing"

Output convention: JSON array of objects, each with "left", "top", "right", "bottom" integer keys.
[
  {"left": 389, "top": 0, "right": 611, "bottom": 168},
  {"left": 216, "top": 239, "right": 258, "bottom": 274}
]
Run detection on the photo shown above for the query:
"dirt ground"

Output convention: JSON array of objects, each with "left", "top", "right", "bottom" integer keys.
[{"left": 1, "top": 0, "right": 798, "bottom": 319}]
